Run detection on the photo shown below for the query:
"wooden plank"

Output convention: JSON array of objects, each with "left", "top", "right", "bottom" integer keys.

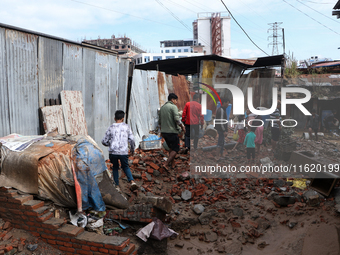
[
  {"left": 60, "top": 90, "right": 88, "bottom": 135},
  {"left": 40, "top": 105, "right": 66, "bottom": 134}
]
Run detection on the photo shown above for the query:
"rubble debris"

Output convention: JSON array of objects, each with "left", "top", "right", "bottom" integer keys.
[
  {"left": 192, "top": 204, "right": 205, "bottom": 215},
  {"left": 181, "top": 190, "right": 192, "bottom": 201}
]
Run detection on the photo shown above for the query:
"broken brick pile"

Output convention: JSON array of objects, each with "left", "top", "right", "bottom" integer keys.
[{"left": 0, "top": 187, "right": 137, "bottom": 255}]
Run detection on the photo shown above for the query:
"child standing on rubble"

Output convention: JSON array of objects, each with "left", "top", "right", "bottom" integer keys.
[
  {"left": 102, "top": 110, "right": 138, "bottom": 191},
  {"left": 244, "top": 126, "right": 256, "bottom": 164}
]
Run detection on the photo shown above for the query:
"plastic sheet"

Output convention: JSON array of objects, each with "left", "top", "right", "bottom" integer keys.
[{"left": 73, "top": 137, "right": 106, "bottom": 212}]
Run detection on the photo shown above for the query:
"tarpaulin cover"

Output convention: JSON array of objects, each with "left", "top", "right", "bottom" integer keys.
[{"left": 73, "top": 137, "right": 106, "bottom": 212}]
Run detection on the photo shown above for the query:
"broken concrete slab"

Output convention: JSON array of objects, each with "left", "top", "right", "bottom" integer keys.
[
  {"left": 192, "top": 204, "right": 205, "bottom": 215},
  {"left": 181, "top": 190, "right": 192, "bottom": 201}
]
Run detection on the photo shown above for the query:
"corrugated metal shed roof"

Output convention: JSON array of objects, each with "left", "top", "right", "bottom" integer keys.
[
  {"left": 0, "top": 22, "right": 118, "bottom": 55},
  {"left": 311, "top": 61, "right": 340, "bottom": 68},
  {"left": 135, "top": 54, "right": 284, "bottom": 75}
]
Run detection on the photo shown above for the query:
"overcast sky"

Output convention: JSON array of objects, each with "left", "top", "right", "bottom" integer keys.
[{"left": 0, "top": 0, "right": 339, "bottom": 60}]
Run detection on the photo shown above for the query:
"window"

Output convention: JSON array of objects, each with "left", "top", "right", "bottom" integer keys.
[
  {"left": 184, "top": 49, "right": 189, "bottom": 52},
  {"left": 166, "top": 56, "right": 175, "bottom": 59},
  {"left": 178, "top": 49, "right": 181, "bottom": 52},
  {"left": 115, "top": 46, "right": 119, "bottom": 49},
  {"left": 122, "top": 45, "right": 126, "bottom": 49},
  {"left": 153, "top": 56, "right": 162, "bottom": 61},
  {"left": 161, "top": 50, "right": 163, "bottom": 53},
  {"left": 144, "top": 56, "right": 150, "bottom": 63},
  {"left": 178, "top": 56, "right": 187, "bottom": 58},
  {"left": 172, "top": 49, "right": 176, "bottom": 53},
  {"left": 165, "top": 50, "right": 170, "bottom": 53}
]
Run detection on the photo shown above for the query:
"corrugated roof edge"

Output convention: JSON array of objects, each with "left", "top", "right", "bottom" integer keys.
[
  {"left": 135, "top": 54, "right": 284, "bottom": 75},
  {"left": 0, "top": 22, "right": 118, "bottom": 55}
]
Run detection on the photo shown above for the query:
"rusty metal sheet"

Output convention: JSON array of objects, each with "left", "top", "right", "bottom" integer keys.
[
  {"left": 63, "top": 43, "right": 84, "bottom": 91},
  {"left": 94, "top": 52, "right": 110, "bottom": 157},
  {"left": 1, "top": 140, "right": 68, "bottom": 194},
  {"left": 157, "top": 72, "right": 169, "bottom": 107},
  {"left": 171, "top": 75, "right": 190, "bottom": 111},
  {"left": 108, "top": 55, "right": 119, "bottom": 124},
  {"left": 83, "top": 48, "right": 96, "bottom": 138},
  {"left": 60, "top": 90, "right": 88, "bottom": 135},
  {"left": 0, "top": 27, "right": 10, "bottom": 137},
  {"left": 38, "top": 37, "right": 63, "bottom": 107},
  {"left": 118, "top": 58, "right": 129, "bottom": 112},
  {"left": 5, "top": 29, "right": 39, "bottom": 135},
  {"left": 41, "top": 105, "right": 66, "bottom": 134}
]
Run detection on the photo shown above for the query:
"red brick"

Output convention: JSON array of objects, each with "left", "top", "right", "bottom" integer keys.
[
  {"left": 36, "top": 212, "right": 53, "bottom": 222},
  {"left": 31, "top": 232, "right": 40, "bottom": 237},
  {"left": 23, "top": 200, "right": 44, "bottom": 210},
  {"left": 41, "top": 234, "right": 56, "bottom": 240},
  {"left": 109, "top": 250, "right": 118, "bottom": 255},
  {"left": 47, "top": 240, "right": 56, "bottom": 245},
  {"left": 99, "top": 248, "right": 109, "bottom": 253},
  {"left": 58, "top": 225, "right": 84, "bottom": 237},
  {"left": 2, "top": 233, "right": 13, "bottom": 241},
  {"left": 0, "top": 197, "right": 7, "bottom": 202},
  {"left": 64, "top": 242, "right": 73, "bottom": 247},
  {"left": 82, "top": 245, "right": 91, "bottom": 251},
  {"left": 87, "top": 242, "right": 103, "bottom": 248},
  {"left": 104, "top": 239, "right": 130, "bottom": 251},
  {"left": 59, "top": 246, "right": 75, "bottom": 253},
  {"left": 4, "top": 245, "right": 13, "bottom": 252},
  {"left": 11, "top": 195, "right": 33, "bottom": 204},
  {"left": 119, "top": 244, "right": 135, "bottom": 255},
  {"left": 3, "top": 222, "right": 11, "bottom": 230},
  {"left": 56, "top": 241, "right": 64, "bottom": 246},
  {"left": 72, "top": 243, "right": 82, "bottom": 249},
  {"left": 90, "top": 247, "right": 99, "bottom": 252},
  {"left": 78, "top": 251, "right": 93, "bottom": 255}
]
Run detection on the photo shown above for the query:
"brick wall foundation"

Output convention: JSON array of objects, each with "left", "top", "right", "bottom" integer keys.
[{"left": 0, "top": 187, "right": 137, "bottom": 255}]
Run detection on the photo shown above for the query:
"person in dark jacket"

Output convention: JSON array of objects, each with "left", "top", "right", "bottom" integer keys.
[{"left": 215, "top": 98, "right": 229, "bottom": 160}]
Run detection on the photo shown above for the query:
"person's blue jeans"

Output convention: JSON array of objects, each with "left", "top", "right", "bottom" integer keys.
[
  {"left": 109, "top": 154, "right": 134, "bottom": 186},
  {"left": 217, "top": 130, "right": 225, "bottom": 156}
]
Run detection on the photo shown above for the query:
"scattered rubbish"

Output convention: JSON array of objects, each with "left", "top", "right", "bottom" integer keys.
[
  {"left": 291, "top": 179, "right": 308, "bottom": 190},
  {"left": 45, "top": 142, "right": 54, "bottom": 147},
  {"left": 192, "top": 204, "right": 205, "bottom": 215},
  {"left": 181, "top": 190, "right": 192, "bottom": 201},
  {"left": 26, "top": 244, "right": 38, "bottom": 251},
  {"left": 69, "top": 211, "right": 87, "bottom": 228},
  {"left": 136, "top": 218, "right": 177, "bottom": 242},
  {"left": 258, "top": 241, "right": 269, "bottom": 249}
]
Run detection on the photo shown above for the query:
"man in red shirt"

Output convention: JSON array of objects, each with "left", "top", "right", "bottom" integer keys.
[{"left": 182, "top": 93, "right": 204, "bottom": 151}]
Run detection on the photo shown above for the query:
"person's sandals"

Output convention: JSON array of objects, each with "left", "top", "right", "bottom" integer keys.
[{"left": 130, "top": 181, "right": 139, "bottom": 191}]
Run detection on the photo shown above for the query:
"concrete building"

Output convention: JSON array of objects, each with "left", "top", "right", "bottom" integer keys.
[
  {"left": 84, "top": 35, "right": 145, "bottom": 58},
  {"left": 193, "top": 12, "right": 231, "bottom": 57}
]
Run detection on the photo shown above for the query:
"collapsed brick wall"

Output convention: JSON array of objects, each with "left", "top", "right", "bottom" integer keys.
[
  {"left": 0, "top": 187, "right": 137, "bottom": 255},
  {"left": 106, "top": 204, "right": 166, "bottom": 223}
]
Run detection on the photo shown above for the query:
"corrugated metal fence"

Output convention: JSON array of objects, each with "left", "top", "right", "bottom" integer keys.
[{"left": 0, "top": 26, "right": 129, "bottom": 156}]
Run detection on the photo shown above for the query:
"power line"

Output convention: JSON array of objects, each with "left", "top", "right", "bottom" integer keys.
[
  {"left": 282, "top": 0, "right": 340, "bottom": 36},
  {"left": 68, "top": 0, "right": 185, "bottom": 30},
  {"left": 299, "top": 0, "right": 334, "bottom": 4},
  {"left": 220, "top": 0, "right": 269, "bottom": 56},
  {"left": 296, "top": 0, "right": 340, "bottom": 24}
]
